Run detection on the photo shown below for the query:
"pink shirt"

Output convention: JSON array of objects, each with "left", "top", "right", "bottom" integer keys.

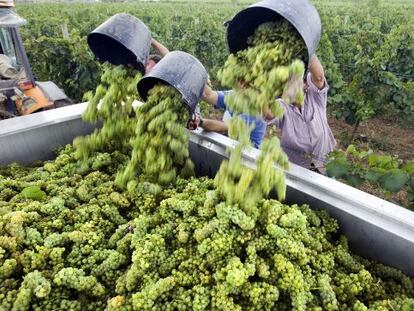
[{"left": 271, "top": 74, "right": 336, "bottom": 171}]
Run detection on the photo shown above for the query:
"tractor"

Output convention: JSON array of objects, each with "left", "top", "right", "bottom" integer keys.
[{"left": 0, "top": 0, "right": 71, "bottom": 119}]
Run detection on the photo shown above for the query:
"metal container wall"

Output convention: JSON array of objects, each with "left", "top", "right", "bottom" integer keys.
[{"left": 1, "top": 104, "right": 414, "bottom": 276}]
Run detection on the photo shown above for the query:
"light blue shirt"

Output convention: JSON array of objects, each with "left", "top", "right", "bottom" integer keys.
[{"left": 215, "top": 91, "right": 267, "bottom": 148}]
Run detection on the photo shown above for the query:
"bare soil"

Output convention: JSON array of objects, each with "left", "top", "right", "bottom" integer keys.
[
  {"left": 327, "top": 114, "right": 414, "bottom": 161},
  {"left": 209, "top": 109, "right": 414, "bottom": 208}
]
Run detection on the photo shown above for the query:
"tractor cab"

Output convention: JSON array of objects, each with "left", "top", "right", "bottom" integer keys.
[{"left": 0, "top": 2, "right": 71, "bottom": 119}]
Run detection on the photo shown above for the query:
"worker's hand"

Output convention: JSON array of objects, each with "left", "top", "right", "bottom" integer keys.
[
  {"left": 263, "top": 107, "right": 274, "bottom": 121},
  {"left": 187, "top": 114, "right": 201, "bottom": 130}
]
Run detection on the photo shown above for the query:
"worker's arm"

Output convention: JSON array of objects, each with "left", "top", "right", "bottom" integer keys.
[
  {"left": 151, "top": 38, "right": 170, "bottom": 57},
  {"left": 200, "top": 118, "right": 228, "bottom": 134},
  {"left": 188, "top": 115, "right": 228, "bottom": 134},
  {"left": 201, "top": 85, "right": 219, "bottom": 107},
  {"left": 308, "top": 54, "right": 325, "bottom": 90}
]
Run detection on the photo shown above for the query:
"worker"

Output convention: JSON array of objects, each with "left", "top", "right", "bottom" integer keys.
[
  {"left": 145, "top": 38, "right": 169, "bottom": 73},
  {"left": 192, "top": 87, "right": 266, "bottom": 149},
  {"left": 132, "top": 38, "right": 168, "bottom": 110},
  {"left": 264, "top": 54, "right": 337, "bottom": 173},
  {"left": 127, "top": 38, "right": 167, "bottom": 74},
  {"left": 193, "top": 54, "right": 336, "bottom": 173}
]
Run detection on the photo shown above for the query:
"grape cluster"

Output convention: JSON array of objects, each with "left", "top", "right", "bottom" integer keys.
[
  {"left": 116, "top": 85, "right": 193, "bottom": 187},
  {"left": 215, "top": 21, "right": 305, "bottom": 227}
]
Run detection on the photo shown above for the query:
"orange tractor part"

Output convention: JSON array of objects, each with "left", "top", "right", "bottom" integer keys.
[{"left": 15, "top": 83, "right": 54, "bottom": 115}]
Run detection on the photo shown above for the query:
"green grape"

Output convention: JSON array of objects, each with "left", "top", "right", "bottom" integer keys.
[
  {"left": 318, "top": 274, "right": 339, "bottom": 311},
  {"left": 53, "top": 267, "right": 106, "bottom": 297},
  {"left": 214, "top": 21, "right": 307, "bottom": 229},
  {"left": 13, "top": 271, "right": 51, "bottom": 311},
  {"left": 74, "top": 65, "right": 142, "bottom": 168},
  {"left": 116, "top": 85, "right": 193, "bottom": 187}
]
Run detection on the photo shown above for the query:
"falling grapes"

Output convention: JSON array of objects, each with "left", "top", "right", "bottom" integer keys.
[
  {"left": 215, "top": 21, "right": 305, "bottom": 222},
  {"left": 73, "top": 65, "right": 142, "bottom": 171},
  {"left": 116, "top": 85, "right": 194, "bottom": 187}
]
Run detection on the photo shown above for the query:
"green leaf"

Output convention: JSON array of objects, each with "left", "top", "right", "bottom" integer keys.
[
  {"left": 345, "top": 144, "right": 357, "bottom": 156},
  {"left": 21, "top": 186, "right": 46, "bottom": 201},
  {"left": 326, "top": 158, "right": 350, "bottom": 179},
  {"left": 346, "top": 174, "right": 365, "bottom": 188},
  {"left": 366, "top": 167, "right": 386, "bottom": 183},
  {"left": 368, "top": 153, "right": 399, "bottom": 169},
  {"left": 402, "top": 160, "right": 414, "bottom": 175},
  {"left": 402, "top": 301, "right": 414, "bottom": 311},
  {"left": 378, "top": 169, "right": 409, "bottom": 193},
  {"left": 409, "top": 178, "right": 414, "bottom": 192}
]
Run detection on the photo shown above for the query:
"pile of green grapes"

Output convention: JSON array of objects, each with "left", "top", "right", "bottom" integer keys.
[{"left": 1, "top": 146, "right": 414, "bottom": 310}]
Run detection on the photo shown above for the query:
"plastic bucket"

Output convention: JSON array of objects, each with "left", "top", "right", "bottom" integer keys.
[
  {"left": 137, "top": 51, "right": 208, "bottom": 113},
  {"left": 87, "top": 13, "right": 151, "bottom": 74},
  {"left": 226, "top": 0, "right": 321, "bottom": 63}
]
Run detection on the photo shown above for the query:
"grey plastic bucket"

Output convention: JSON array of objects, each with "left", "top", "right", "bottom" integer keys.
[
  {"left": 137, "top": 51, "right": 208, "bottom": 113},
  {"left": 226, "top": 0, "right": 322, "bottom": 63},
  {"left": 87, "top": 13, "right": 151, "bottom": 74}
]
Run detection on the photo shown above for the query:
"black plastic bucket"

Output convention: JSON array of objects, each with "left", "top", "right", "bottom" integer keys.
[
  {"left": 226, "top": 0, "right": 321, "bottom": 63},
  {"left": 137, "top": 51, "right": 208, "bottom": 113},
  {"left": 87, "top": 13, "right": 151, "bottom": 74}
]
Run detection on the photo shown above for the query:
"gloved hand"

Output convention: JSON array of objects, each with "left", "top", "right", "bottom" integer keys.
[{"left": 187, "top": 114, "right": 202, "bottom": 130}]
